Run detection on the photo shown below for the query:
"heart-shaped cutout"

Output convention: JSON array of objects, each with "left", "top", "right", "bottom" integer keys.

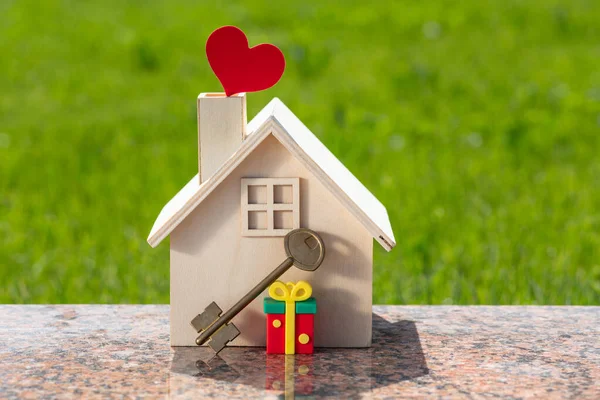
[{"left": 206, "top": 26, "right": 286, "bottom": 96}]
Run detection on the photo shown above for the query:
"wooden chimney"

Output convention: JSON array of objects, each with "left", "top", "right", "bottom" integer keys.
[{"left": 197, "top": 93, "right": 247, "bottom": 183}]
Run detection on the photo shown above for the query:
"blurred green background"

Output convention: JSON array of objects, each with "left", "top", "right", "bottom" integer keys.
[{"left": 1, "top": 0, "right": 599, "bottom": 305}]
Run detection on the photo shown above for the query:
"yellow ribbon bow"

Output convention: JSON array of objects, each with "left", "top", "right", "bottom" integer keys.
[{"left": 269, "top": 281, "right": 312, "bottom": 354}]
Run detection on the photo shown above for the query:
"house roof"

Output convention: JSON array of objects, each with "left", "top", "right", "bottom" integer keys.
[{"left": 147, "top": 98, "right": 396, "bottom": 251}]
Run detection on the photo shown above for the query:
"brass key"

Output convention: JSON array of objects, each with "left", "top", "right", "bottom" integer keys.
[{"left": 190, "top": 228, "right": 326, "bottom": 354}]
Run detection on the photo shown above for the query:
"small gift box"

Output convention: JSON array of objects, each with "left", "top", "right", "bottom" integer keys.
[{"left": 264, "top": 281, "right": 316, "bottom": 354}]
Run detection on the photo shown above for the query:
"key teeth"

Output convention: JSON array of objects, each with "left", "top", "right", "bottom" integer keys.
[
  {"left": 190, "top": 301, "right": 223, "bottom": 333},
  {"left": 207, "top": 323, "right": 240, "bottom": 354},
  {"left": 206, "top": 301, "right": 223, "bottom": 315},
  {"left": 227, "top": 323, "right": 241, "bottom": 340},
  {"left": 190, "top": 315, "right": 204, "bottom": 333}
]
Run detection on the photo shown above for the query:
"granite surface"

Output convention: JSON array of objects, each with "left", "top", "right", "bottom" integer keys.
[{"left": 0, "top": 305, "right": 598, "bottom": 399}]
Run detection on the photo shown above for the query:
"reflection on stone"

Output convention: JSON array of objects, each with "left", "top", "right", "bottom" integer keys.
[
  {"left": 195, "top": 356, "right": 240, "bottom": 382},
  {"left": 266, "top": 355, "right": 314, "bottom": 398},
  {"left": 169, "top": 314, "right": 428, "bottom": 398}
]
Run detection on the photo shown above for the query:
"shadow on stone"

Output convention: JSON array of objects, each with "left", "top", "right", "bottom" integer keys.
[{"left": 170, "top": 313, "right": 428, "bottom": 398}]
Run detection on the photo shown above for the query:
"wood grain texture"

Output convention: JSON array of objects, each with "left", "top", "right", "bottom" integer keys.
[
  {"left": 170, "top": 135, "right": 373, "bottom": 347},
  {"left": 147, "top": 121, "right": 274, "bottom": 248},
  {"left": 148, "top": 98, "right": 395, "bottom": 251},
  {"left": 197, "top": 93, "right": 247, "bottom": 183}
]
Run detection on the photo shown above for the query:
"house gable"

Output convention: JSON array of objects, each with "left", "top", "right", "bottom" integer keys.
[{"left": 148, "top": 98, "right": 395, "bottom": 251}]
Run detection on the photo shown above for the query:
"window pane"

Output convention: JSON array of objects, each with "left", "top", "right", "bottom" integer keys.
[
  {"left": 274, "top": 210, "right": 293, "bottom": 229},
  {"left": 248, "top": 185, "right": 267, "bottom": 204},
  {"left": 248, "top": 211, "right": 267, "bottom": 229},
  {"left": 273, "top": 185, "right": 293, "bottom": 204}
]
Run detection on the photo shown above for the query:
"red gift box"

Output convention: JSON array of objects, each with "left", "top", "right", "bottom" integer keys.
[
  {"left": 264, "top": 281, "right": 317, "bottom": 355},
  {"left": 266, "top": 313, "right": 314, "bottom": 354}
]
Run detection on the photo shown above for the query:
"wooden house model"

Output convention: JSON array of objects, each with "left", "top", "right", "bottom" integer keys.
[{"left": 148, "top": 93, "right": 395, "bottom": 347}]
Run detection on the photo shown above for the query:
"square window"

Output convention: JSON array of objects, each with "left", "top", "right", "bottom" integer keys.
[
  {"left": 274, "top": 210, "right": 293, "bottom": 229},
  {"left": 248, "top": 211, "right": 267, "bottom": 230},
  {"left": 241, "top": 178, "right": 300, "bottom": 237},
  {"left": 273, "top": 185, "right": 293, "bottom": 204},
  {"left": 248, "top": 185, "right": 267, "bottom": 204}
]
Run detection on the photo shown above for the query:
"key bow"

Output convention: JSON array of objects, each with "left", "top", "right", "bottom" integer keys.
[{"left": 269, "top": 281, "right": 312, "bottom": 302}]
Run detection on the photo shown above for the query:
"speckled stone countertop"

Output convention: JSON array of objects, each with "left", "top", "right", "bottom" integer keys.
[{"left": 1, "top": 306, "right": 599, "bottom": 399}]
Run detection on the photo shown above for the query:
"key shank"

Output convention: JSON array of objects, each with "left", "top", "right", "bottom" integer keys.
[{"left": 196, "top": 256, "right": 295, "bottom": 346}]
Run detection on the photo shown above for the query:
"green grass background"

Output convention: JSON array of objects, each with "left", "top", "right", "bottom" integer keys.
[{"left": 1, "top": 0, "right": 599, "bottom": 304}]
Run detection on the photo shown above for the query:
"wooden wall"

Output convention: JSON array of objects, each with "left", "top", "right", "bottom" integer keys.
[{"left": 170, "top": 134, "right": 373, "bottom": 347}]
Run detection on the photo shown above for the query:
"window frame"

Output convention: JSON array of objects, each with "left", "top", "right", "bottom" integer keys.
[{"left": 240, "top": 177, "right": 300, "bottom": 237}]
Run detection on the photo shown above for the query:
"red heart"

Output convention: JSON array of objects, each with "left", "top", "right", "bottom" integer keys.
[{"left": 206, "top": 26, "right": 286, "bottom": 96}]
